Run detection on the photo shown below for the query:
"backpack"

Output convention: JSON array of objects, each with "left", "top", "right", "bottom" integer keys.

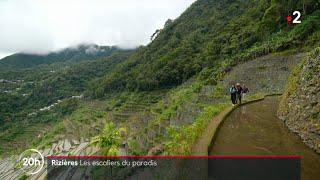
[{"left": 229, "top": 87, "right": 236, "bottom": 94}]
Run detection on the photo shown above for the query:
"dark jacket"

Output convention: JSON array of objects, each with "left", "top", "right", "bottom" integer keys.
[{"left": 236, "top": 86, "right": 243, "bottom": 94}]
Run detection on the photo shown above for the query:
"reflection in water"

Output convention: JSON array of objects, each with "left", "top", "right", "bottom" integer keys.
[{"left": 210, "top": 96, "right": 320, "bottom": 180}]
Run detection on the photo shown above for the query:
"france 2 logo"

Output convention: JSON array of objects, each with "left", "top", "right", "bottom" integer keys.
[{"left": 286, "top": 11, "right": 302, "bottom": 24}]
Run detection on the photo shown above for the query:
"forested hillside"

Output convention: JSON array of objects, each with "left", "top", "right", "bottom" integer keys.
[
  {"left": 88, "top": 0, "right": 320, "bottom": 97},
  {"left": 1, "top": 0, "right": 320, "bottom": 157},
  {"left": 0, "top": 44, "right": 121, "bottom": 70},
  {"left": 0, "top": 46, "right": 134, "bottom": 156}
]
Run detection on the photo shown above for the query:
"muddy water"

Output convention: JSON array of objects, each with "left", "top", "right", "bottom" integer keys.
[{"left": 210, "top": 96, "right": 320, "bottom": 180}]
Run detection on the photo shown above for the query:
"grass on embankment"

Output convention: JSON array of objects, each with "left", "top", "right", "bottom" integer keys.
[{"left": 164, "top": 102, "right": 229, "bottom": 155}]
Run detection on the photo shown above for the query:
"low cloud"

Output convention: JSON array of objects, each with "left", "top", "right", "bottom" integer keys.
[
  {"left": 0, "top": 0, "right": 195, "bottom": 57},
  {"left": 85, "top": 45, "right": 104, "bottom": 55}
]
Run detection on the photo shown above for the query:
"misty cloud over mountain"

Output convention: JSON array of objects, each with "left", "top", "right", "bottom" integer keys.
[{"left": 0, "top": 0, "right": 195, "bottom": 57}]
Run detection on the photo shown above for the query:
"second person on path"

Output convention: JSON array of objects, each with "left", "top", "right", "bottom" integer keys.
[{"left": 236, "top": 83, "right": 243, "bottom": 104}]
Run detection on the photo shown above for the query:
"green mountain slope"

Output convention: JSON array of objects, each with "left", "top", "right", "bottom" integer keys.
[
  {"left": 89, "top": 0, "right": 320, "bottom": 97},
  {"left": 26, "top": 51, "right": 133, "bottom": 109},
  {"left": 0, "top": 50, "right": 133, "bottom": 124},
  {"left": 0, "top": 44, "right": 121, "bottom": 70},
  {"left": 0, "top": 49, "right": 133, "bottom": 156}
]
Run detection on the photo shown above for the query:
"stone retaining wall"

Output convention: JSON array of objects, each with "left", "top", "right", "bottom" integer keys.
[{"left": 278, "top": 48, "right": 320, "bottom": 153}]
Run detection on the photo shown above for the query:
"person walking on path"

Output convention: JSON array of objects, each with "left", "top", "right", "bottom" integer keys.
[
  {"left": 242, "top": 85, "right": 249, "bottom": 100},
  {"left": 229, "top": 84, "right": 237, "bottom": 106},
  {"left": 236, "top": 83, "right": 243, "bottom": 104}
]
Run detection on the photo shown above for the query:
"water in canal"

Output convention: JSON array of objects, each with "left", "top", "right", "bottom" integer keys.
[{"left": 210, "top": 96, "right": 320, "bottom": 180}]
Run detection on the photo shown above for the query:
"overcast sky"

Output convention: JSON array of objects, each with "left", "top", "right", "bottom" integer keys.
[{"left": 0, "top": 0, "right": 196, "bottom": 59}]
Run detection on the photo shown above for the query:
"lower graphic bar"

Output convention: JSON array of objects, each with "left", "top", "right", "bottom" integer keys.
[{"left": 47, "top": 156, "right": 300, "bottom": 180}]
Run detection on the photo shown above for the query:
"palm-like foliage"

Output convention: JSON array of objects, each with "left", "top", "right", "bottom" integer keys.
[{"left": 91, "top": 122, "right": 125, "bottom": 155}]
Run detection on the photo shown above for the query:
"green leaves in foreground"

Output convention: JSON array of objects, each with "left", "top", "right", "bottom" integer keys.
[{"left": 91, "top": 122, "right": 126, "bottom": 156}]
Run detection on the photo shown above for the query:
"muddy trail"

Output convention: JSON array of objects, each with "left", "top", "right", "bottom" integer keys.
[{"left": 210, "top": 96, "right": 320, "bottom": 180}]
